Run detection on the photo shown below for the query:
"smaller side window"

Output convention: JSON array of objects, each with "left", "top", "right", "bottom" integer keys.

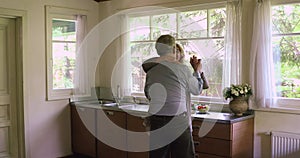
[
  {"left": 46, "top": 6, "right": 86, "bottom": 100},
  {"left": 52, "top": 19, "right": 76, "bottom": 90}
]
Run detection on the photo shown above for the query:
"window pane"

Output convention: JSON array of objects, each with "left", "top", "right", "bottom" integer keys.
[
  {"left": 272, "top": 35, "right": 300, "bottom": 98},
  {"left": 129, "top": 7, "right": 226, "bottom": 98},
  {"left": 272, "top": 4, "right": 300, "bottom": 34},
  {"left": 131, "top": 42, "right": 157, "bottom": 92},
  {"left": 52, "top": 19, "right": 76, "bottom": 41},
  {"left": 151, "top": 13, "right": 177, "bottom": 40},
  {"left": 178, "top": 39, "right": 224, "bottom": 97},
  {"left": 52, "top": 42, "right": 76, "bottom": 89},
  {"left": 179, "top": 10, "right": 207, "bottom": 38},
  {"left": 209, "top": 8, "right": 226, "bottom": 37},
  {"left": 129, "top": 16, "right": 150, "bottom": 41}
]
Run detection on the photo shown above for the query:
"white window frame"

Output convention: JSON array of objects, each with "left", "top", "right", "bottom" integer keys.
[
  {"left": 127, "top": 3, "right": 227, "bottom": 103},
  {"left": 271, "top": 0, "right": 300, "bottom": 108},
  {"left": 45, "top": 6, "right": 87, "bottom": 100}
]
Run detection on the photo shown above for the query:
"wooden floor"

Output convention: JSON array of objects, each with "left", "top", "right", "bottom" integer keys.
[{"left": 59, "top": 154, "right": 92, "bottom": 158}]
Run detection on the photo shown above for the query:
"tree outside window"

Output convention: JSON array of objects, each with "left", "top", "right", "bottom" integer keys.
[
  {"left": 129, "top": 7, "right": 226, "bottom": 98},
  {"left": 272, "top": 4, "right": 300, "bottom": 98},
  {"left": 52, "top": 19, "right": 76, "bottom": 89}
]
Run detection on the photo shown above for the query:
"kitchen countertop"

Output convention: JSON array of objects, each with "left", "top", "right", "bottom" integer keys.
[
  {"left": 71, "top": 101, "right": 254, "bottom": 123},
  {"left": 192, "top": 111, "right": 254, "bottom": 123}
]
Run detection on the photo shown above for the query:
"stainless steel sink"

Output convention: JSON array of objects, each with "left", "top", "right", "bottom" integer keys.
[
  {"left": 99, "top": 100, "right": 117, "bottom": 106},
  {"left": 119, "top": 103, "right": 149, "bottom": 112}
]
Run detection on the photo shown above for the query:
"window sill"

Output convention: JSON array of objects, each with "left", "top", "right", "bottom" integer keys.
[
  {"left": 191, "top": 99, "right": 228, "bottom": 105},
  {"left": 131, "top": 93, "right": 228, "bottom": 105},
  {"left": 253, "top": 107, "right": 300, "bottom": 115}
]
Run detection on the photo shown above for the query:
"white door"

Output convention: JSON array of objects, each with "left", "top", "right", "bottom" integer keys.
[{"left": 0, "top": 17, "right": 18, "bottom": 158}]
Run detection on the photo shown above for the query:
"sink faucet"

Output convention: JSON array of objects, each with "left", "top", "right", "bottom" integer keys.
[
  {"left": 117, "top": 85, "right": 121, "bottom": 100},
  {"left": 113, "top": 85, "right": 121, "bottom": 106}
]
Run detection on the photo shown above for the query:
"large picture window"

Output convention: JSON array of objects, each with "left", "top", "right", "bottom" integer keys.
[
  {"left": 129, "top": 6, "right": 226, "bottom": 99},
  {"left": 272, "top": 3, "right": 300, "bottom": 100}
]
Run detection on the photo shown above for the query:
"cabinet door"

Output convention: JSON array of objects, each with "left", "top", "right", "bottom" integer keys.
[
  {"left": 232, "top": 118, "right": 254, "bottom": 158},
  {"left": 127, "top": 114, "right": 149, "bottom": 158},
  {"left": 193, "top": 136, "right": 231, "bottom": 157},
  {"left": 71, "top": 105, "right": 96, "bottom": 157},
  {"left": 97, "top": 110, "right": 127, "bottom": 158}
]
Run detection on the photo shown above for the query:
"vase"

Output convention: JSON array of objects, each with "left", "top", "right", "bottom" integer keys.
[{"left": 229, "top": 96, "right": 248, "bottom": 116}]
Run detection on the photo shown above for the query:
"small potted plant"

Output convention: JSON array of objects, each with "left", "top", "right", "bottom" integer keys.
[{"left": 223, "top": 83, "right": 252, "bottom": 116}]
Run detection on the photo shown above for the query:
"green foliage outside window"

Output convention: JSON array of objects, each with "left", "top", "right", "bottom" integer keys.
[
  {"left": 52, "top": 19, "right": 76, "bottom": 89},
  {"left": 129, "top": 7, "right": 226, "bottom": 98},
  {"left": 272, "top": 4, "right": 300, "bottom": 98}
]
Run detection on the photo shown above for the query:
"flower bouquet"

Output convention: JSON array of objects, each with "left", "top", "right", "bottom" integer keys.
[
  {"left": 223, "top": 83, "right": 252, "bottom": 100},
  {"left": 223, "top": 83, "right": 252, "bottom": 116}
]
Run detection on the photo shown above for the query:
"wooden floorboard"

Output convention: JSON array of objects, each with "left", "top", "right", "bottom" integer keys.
[{"left": 59, "top": 154, "right": 92, "bottom": 158}]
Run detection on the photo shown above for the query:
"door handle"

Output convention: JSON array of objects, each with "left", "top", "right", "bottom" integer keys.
[
  {"left": 106, "top": 111, "right": 114, "bottom": 115},
  {"left": 194, "top": 141, "right": 200, "bottom": 146}
]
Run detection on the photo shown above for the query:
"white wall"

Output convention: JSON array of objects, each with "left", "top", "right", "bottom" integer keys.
[
  {"left": 0, "top": 0, "right": 99, "bottom": 157},
  {"left": 254, "top": 110, "right": 300, "bottom": 158}
]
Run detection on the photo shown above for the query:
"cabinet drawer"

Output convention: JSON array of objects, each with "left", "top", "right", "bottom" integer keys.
[
  {"left": 193, "top": 136, "right": 231, "bottom": 157},
  {"left": 97, "top": 110, "right": 127, "bottom": 136},
  {"left": 127, "top": 115, "right": 149, "bottom": 158},
  {"left": 192, "top": 120, "right": 231, "bottom": 140},
  {"left": 103, "top": 110, "right": 127, "bottom": 128},
  {"left": 97, "top": 110, "right": 127, "bottom": 158},
  {"left": 127, "top": 115, "right": 147, "bottom": 132}
]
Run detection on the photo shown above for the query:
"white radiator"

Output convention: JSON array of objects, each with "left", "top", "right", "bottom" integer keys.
[{"left": 271, "top": 131, "right": 300, "bottom": 158}]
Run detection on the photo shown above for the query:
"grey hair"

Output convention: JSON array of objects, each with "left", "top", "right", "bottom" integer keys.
[{"left": 155, "top": 35, "right": 175, "bottom": 56}]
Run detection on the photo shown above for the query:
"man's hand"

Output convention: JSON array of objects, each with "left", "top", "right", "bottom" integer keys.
[{"left": 190, "top": 55, "right": 202, "bottom": 73}]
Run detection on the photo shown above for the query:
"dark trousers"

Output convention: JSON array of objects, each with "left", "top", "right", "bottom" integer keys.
[{"left": 149, "top": 115, "right": 195, "bottom": 158}]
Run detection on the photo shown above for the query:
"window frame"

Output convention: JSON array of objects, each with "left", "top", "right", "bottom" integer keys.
[
  {"left": 45, "top": 6, "right": 87, "bottom": 100},
  {"left": 271, "top": 1, "right": 300, "bottom": 108},
  {"left": 127, "top": 3, "right": 227, "bottom": 103}
]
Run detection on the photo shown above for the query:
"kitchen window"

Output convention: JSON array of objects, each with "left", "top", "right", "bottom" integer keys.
[
  {"left": 46, "top": 6, "right": 87, "bottom": 100},
  {"left": 128, "top": 4, "right": 226, "bottom": 101},
  {"left": 271, "top": 2, "right": 300, "bottom": 107}
]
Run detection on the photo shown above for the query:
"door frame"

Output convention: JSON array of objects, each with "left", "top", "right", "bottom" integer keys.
[{"left": 0, "top": 8, "right": 27, "bottom": 158}]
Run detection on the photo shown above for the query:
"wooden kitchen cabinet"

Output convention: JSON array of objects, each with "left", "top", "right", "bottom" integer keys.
[
  {"left": 70, "top": 104, "right": 97, "bottom": 157},
  {"left": 96, "top": 110, "right": 127, "bottom": 158},
  {"left": 71, "top": 103, "right": 253, "bottom": 158},
  {"left": 126, "top": 114, "right": 149, "bottom": 158},
  {"left": 192, "top": 118, "right": 254, "bottom": 158}
]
